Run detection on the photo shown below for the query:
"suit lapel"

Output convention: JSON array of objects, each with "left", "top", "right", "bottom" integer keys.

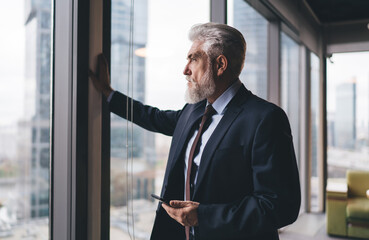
[
  {"left": 165, "top": 101, "right": 206, "bottom": 180},
  {"left": 193, "top": 86, "right": 250, "bottom": 199}
]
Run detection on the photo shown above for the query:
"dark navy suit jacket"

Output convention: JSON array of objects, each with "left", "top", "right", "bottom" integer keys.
[{"left": 109, "top": 85, "right": 301, "bottom": 240}]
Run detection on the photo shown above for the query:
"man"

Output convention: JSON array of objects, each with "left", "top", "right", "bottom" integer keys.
[{"left": 90, "top": 23, "right": 300, "bottom": 240}]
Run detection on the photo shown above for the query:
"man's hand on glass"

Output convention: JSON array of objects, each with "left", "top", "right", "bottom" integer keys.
[
  {"left": 89, "top": 53, "right": 114, "bottom": 97},
  {"left": 161, "top": 200, "right": 200, "bottom": 227}
]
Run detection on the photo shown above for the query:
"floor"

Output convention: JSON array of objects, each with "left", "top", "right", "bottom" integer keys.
[{"left": 279, "top": 213, "right": 348, "bottom": 240}]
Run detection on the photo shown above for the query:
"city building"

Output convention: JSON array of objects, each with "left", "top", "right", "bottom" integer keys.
[
  {"left": 335, "top": 80, "right": 356, "bottom": 149},
  {"left": 110, "top": 0, "right": 155, "bottom": 208},
  {"left": 232, "top": 0, "right": 268, "bottom": 99},
  {"left": 21, "top": 0, "right": 51, "bottom": 219},
  {"left": 327, "top": 112, "right": 336, "bottom": 147}
]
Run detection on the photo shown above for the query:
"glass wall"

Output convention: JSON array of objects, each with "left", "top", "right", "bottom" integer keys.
[
  {"left": 327, "top": 52, "right": 369, "bottom": 179},
  {"left": 0, "top": 0, "right": 52, "bottom": 238},
  {"left": 227, "top": 0, "right": 268, "bottom": 99},
  {"left": 310, "top": 52, "right": 321, "bottom": 212},
  {"left": 109, "top": 0, "right": 209, "bottom": 238},
  {"left": 280, "top": 32, "right": 300, "bottom": 162}
]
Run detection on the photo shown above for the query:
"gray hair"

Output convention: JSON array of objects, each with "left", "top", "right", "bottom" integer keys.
[{"left": 188, "top": 22, "right": 247, "bottom": 78}]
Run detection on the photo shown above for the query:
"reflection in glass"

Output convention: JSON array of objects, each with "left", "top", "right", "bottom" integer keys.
[
  {"left": 228, "top": 0, "right": 268, "bottom": 99},
  {"left": 0, "top": 0, "right": 52, "bottom": 238},
  {"left": 327, "top": 52, "right": 369, "bottom": 180},
  {"left": 310, "top": 52, "right": 320, "bottom": 212},
  {"left": 110, "top": 0, "right": 209, "bottom": 239},
  {"left": 280, "top": 32, "right": 300, "bottom": 163}
]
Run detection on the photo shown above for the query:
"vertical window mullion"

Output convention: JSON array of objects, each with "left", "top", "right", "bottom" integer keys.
[
  {"left": 299, "top": 46, "right": 310, "bottom": 213},
  {"left": 211, "top": 0, "right": 227, "bottom": 23},
  {"left": 87, "top": 0, "right": 104, "bottom": 239},
  {"left": 53, "top": 0, "right": 74, "bottom": 239},
  {"left": 267, "top": 21, "right": 280, "bottom": 105},
  {"left": 101, "top": 0, "right": 112, "bottom": 239}
]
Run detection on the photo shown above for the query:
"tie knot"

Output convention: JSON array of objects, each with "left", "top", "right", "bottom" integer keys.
[{"left": 204, "top": 104, "right": 216, "bottom": 118}]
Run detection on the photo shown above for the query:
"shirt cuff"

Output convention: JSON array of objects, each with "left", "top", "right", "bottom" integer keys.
[{"left": 107, "top": 91, "right": 115, "bottom": 103}]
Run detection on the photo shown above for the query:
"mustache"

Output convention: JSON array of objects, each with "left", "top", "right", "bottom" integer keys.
[{"left": 186, "top": 76, "right": 195, "bottom": 83}]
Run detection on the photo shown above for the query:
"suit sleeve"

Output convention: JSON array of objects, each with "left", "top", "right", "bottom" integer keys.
[
  {"left": 109, "top": 91, "right": 183, "bottom": 136},
  {"left": 196, "top": 107, "right": 301, "bottom": 239}
]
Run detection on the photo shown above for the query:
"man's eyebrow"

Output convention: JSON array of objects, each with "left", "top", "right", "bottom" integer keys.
[{"left": 187, "top": 51, "right": 203, "bottom": 60}]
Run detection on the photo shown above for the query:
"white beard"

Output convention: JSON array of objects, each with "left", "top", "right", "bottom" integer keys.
[{"left": 184, "top": 65, "right": 216, "bottom": 104}]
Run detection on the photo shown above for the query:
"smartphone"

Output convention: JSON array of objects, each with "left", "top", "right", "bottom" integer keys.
[{"left": 151, "top": 193, "right": 170, "bottom": 205}]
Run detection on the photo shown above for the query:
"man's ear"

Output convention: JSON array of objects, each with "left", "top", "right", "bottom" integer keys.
[{"left": 215, "top": 55, "right": 228, "bottom": 76}]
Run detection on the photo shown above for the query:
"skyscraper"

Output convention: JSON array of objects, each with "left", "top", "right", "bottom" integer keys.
[
  {"left": 111, "top": 0, "right": 150, "bottom": 159},
  {"left": 20, "top": 0, "right": 51, "bottom": 219},
  {"left": 110, "top": 0, "right": 155, "bottom": 205},
  {"left": 327, "top": 112, "right": 336, "bottom": 147},
  {"left": 335, "top": 80, "right": 356, "bottom": 149},
  {"left": 232, "top": 0, "right": 268, "bottom": 99}
]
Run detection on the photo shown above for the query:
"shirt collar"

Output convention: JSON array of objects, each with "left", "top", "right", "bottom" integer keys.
[{"left": 207, "top": 79, "right": 242, "bottom": 115}]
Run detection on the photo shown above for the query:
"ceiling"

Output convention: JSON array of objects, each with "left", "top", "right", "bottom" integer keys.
[{"left": 305, "top": 0, "right": 369, "bottom": 24}]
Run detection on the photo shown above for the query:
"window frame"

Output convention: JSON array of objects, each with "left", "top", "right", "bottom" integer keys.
[{"left": 53, "top": 0, "right": 92, "bottom": 239}]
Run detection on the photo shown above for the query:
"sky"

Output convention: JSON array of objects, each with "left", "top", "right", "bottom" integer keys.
[{"left": 0, "top": 0, "right": 25, "bottom": 126}]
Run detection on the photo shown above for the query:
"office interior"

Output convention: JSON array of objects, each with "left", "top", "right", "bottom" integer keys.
[{"left": 0, "top": 0, "right": 369, "bottom": 239}]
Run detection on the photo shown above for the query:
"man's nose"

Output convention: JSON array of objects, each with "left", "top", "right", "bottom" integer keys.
[{"left": 183, "top": 64, "right": 191, "bottom": 75}]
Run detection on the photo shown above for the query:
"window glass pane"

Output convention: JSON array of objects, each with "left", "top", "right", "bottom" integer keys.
[
  {"left": 0, "top": 0, "right": 52, "bottom": 238},
  {"left": 280, "top": 32, "right": 300, "bottom": 163},
  {"left": 310, "top": 52, "right": 320, "bottom": 212},
  {"left": 227, "top": 0, "right": 268, "bottom": 99},
  {"left": 40, "top": 128, "right": 49, "bottom": 143},
  {"left": 327, "top": 52, "right": 369, "bottom": 179},
  {"left": 40, "top": 97, "right": 50, "bottom": 119},
  {"left": 40, "top": 33, "right": 51, "bottom": 95},
  {"left": 110, "top": 0, "right": 209, "bottom": 238}
]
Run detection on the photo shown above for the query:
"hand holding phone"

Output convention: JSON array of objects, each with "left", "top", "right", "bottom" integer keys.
[{"left": 151, "top": 193, "right": 171, "bottom": 205}]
